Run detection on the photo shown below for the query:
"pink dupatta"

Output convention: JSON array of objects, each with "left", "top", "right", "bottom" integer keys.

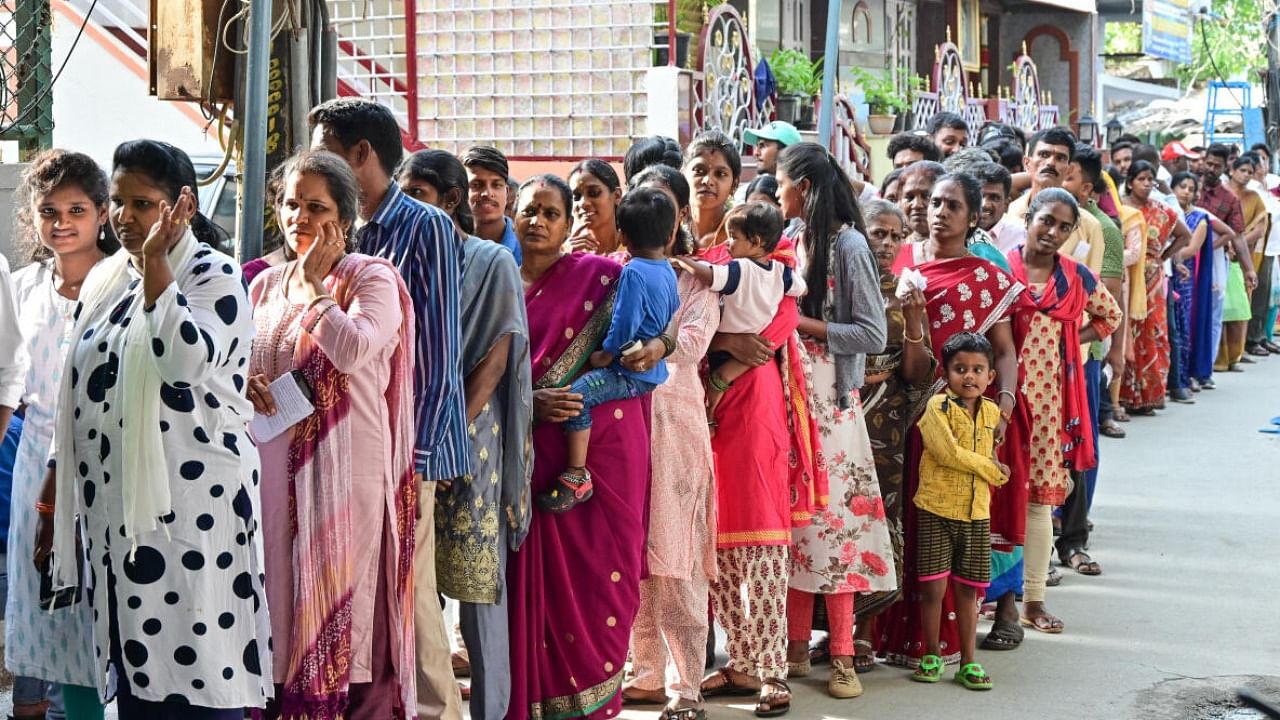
[{"left": 280, "top": 255, "right": 418, "bottom": 720}]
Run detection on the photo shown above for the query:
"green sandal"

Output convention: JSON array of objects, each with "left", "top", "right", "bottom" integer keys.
[
  {"left": 910, "top": 654, "right": 943, "bottom": 683},
  {"left": 953, "top": 662, "right": 993, "bottom": 691}
]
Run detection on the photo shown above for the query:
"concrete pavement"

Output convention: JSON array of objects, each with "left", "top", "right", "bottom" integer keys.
[
  {"left": 2, "top": 360, "right": 1276, "bottom": 718},
  {"left": 621, "top": 359, "right": 1280, "bottom": 720}
]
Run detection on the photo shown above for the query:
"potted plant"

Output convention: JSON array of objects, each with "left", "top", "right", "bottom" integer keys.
[
  {"left": 849, "top": 67, "right": 911, "bottom": 135},
  {"left": 795, "top": 56, "right": 824, "bottom": 130},
  {"left": 769, "top": 48, "right": 815, "bottom": 126}
]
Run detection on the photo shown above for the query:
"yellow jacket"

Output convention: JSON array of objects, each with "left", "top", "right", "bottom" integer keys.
[{"left": 914, "top": 392, "right": 1007, "bottom": 521}]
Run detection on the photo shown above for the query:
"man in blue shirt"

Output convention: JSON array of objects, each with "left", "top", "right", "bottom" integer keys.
[
  {"left": 309, "top": 97, "right": 466, "bottom": 720},
  {"left": 462, "top": 146, "right": 522, "bottom": 263}
]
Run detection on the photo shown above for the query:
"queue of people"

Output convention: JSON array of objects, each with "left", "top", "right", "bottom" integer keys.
[{"left": 0, "top": 98, "right": 1274, "bottom": 720}]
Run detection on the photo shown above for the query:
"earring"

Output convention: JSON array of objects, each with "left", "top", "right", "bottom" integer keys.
[{"left": 99, "top": 227, "right": 105, "bottom": 241}]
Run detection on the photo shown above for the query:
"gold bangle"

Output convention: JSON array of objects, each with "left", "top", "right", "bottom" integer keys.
[{"left": 904, "top": 331, "right": 924, "bottom": 344}]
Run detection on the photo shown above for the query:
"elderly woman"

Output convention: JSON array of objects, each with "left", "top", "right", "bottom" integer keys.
[
  {"left": 8, "top": 150, "right": 118, "bottom": 720},
  {"left": 506, "top": 175, "right": 651, "bottom": 720},
  {"left": 34, "top": 140, "right": 272, "bottom": 718},
  {"left": 247, "top": 150, "right": 417, "bottom": 719},
  {"left": 397, "top": 149, "right": 532, "bottom": 720},
  {"left": 618, "top": 165, "right": 719, "bottom": 720},
  {"left": 848, "top": 200, "right": 934, "bottom": 672}
]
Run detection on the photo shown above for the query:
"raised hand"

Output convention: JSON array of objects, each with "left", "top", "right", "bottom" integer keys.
[{"left": 142, "top": 186, "right": 197, "bottom": 259}]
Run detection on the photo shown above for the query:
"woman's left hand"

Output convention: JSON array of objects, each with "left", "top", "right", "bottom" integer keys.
[
  {"left": 994, "top": 417, "right": 1008, "bottom": 447},
  {"left": 619, "top": 338, "right": 665, "bottom": 372},
  {"left": 1174, "top": 262, "right": 1190, "bottom": 281},
  {"left": 141, "top": 186, "right": 196, "bottom": 260}
]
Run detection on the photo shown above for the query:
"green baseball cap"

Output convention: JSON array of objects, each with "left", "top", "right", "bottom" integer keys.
[{"left": 744, "top": 121, "right": 802, "bottom": 148}]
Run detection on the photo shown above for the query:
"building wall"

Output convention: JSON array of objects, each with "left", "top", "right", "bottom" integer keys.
[
  {"left": 49, "top": 1, "right": 220, "bottom": 170},
  {"left": 998, "top": 8, "right": 1097, "bottom": 124}
]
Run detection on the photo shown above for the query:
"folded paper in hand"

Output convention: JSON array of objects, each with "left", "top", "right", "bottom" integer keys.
[
  {"left": 248, "top": 372, "right": 315, "bottom": 443},
  {"left": 896, "top": 268, "right": 927, "bottom": 300}
]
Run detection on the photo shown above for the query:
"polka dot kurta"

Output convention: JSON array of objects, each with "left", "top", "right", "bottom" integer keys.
[{"left": 66, "top": 246, "right": 272, "bottom": 708}]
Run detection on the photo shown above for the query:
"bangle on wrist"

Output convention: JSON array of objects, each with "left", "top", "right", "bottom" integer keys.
[
  {"left": 35, "top": 501, "right": 55, "bottom": 516},
  {"left": 997, "top": 389, "right": 1017, "bottom": 406},
  {"left": 904, "top": 330, "right": 924, "bottom": 344},
  {"left": 708, "top": 372, "right": 733, "bottom": 393},
  {"left": 659, "top": 333, "right": 676, "bottom": 358}
]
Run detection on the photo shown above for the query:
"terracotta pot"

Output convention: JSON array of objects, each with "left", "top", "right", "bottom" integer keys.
[{"left": 868, "top": 114, "right": 898, "bottom": 135}]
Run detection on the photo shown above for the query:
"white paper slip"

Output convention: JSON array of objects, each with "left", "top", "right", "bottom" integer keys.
[{"left": 248, "top": 371, "right": 315, "bottom": 443}]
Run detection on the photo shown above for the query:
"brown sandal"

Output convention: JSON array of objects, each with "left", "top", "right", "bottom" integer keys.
[
  {"left": 700, "top": 667, "right": 758, "bottom": 697},
  {"left": 754, "top": 679, "right": 791, "bottom": 717}
]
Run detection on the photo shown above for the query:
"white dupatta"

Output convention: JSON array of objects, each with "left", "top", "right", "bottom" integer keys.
[{"left": 50, "top": 231, "right": 199, "bottom": 588}]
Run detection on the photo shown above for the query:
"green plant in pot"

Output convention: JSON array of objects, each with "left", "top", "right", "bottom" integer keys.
[
  {"left": 849, "top": 66, "right": 911, "bottom": 135},
  {"left": 770, "top": 49, "right": 823, "bottom": 128}
]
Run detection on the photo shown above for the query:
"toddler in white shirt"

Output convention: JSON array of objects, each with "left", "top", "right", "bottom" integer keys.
[{"left": 674, "top": 202, "right": 807, "bottom": 422}]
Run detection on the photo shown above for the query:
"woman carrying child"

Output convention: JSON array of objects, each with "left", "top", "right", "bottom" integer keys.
[
  {"left": 776, "top": 142, "right": 896, "bottom": 700},
  {"left": 536, "top": 188, "right": 680, "bottom": 513}
]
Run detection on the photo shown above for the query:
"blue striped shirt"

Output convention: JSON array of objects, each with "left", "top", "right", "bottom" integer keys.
[{"left": 358, "top": 183, "right": 470, "bottom": 480}]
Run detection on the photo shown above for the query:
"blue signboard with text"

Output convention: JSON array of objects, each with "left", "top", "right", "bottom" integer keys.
[{"left": 1143, "top": 0, "right": 1194, "bottom": 64}]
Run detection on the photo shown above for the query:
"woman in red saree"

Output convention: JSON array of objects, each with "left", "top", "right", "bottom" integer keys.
[
  {"left": 1120, "top": 160, "right": 1190, "bottom": 412},
  {"left": 876, "top": 173, "right": 1027, "bottom": 669},
  {"left": 1007, "top": 189, "right": 1122, "bottom": 634},
  {"left": 506, "top": 175, "right": 650, "bottom": 720}
]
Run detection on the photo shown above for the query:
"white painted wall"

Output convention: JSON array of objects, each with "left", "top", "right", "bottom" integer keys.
[{"left": 45, "top": 1, "right": 221, "bottom": 169}]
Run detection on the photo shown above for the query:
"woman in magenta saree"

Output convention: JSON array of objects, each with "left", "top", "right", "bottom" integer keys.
[{"left": 506, "top": 176, "right": 650, "bottom": 720}]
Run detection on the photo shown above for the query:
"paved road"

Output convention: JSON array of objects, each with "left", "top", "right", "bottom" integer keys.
[
  {"left": 622, "top": 359, "right": 1280, "bottom": 720},
  {"left": 3, "top": 359, "right": 1278, "bottom": 719}
]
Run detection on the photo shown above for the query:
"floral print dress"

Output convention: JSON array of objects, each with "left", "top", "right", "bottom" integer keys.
[{"left": 789, "top": 240, "right": 897, "bottom": 595}]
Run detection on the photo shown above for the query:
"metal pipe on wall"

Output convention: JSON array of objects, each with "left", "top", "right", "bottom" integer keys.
[
  {"left": 236, "top": 0, "right": 273, "bottom": 262},
  {"left": 816, "top": 0, "right": 841, "bottom": 149}
]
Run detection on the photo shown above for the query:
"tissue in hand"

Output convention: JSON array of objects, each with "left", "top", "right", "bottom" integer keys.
[{"left": 896, "top": 268, "right": 927, "bottom": 299}]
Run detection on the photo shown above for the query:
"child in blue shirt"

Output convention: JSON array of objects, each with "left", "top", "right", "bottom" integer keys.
[{"left": 538, "top": 187, "right": 681, "bottom": 513}]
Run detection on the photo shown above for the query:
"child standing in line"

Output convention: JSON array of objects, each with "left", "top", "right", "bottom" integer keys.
[
  {"left": 673, "top": 202, "right": 806, "bottom": 420},
  {"left": 538, "top": 187, "right": 681, "bottom": 513},
  {"left": 911, "top": 331, "right": 1009, "bottom": 691}
]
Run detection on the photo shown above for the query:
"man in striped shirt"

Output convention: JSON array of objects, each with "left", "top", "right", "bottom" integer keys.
[{"left": 309, "top": 97, "right": 467, "bottom": 720}]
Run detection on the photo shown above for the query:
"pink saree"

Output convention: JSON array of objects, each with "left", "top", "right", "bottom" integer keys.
[{"left": 507, "top": 252, "right": 651, "bottom": 719}]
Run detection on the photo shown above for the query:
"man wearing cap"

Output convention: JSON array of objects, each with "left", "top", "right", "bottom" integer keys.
[
  {"left": 744, "top": 120, "right": 801, "bottom": 176},
  {"left": 1161, "top": 141, "right": 1200, "bottom": 189},
  {"left": 738, "top": 121, "right": 801, "bottom": 202}
]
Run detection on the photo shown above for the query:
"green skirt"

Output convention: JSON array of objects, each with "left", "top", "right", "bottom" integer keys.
[{"left": 1223, "top": 262, "right": 1252, "bottom": 322}]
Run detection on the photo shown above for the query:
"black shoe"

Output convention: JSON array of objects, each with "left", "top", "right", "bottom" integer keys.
[
  {"left": 1170, "top": 388, "right": 1195, "bottom": 404},
  {"left": 1264, "top": 341, "right": 1280, "bottom": 354},
  {"left": 1246, "top": 343, "right": 1270, "bottom": 357}
]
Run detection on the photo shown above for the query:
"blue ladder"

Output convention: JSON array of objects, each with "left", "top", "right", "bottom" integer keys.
[{"left": 1203, "top": 81, "right": 1252, "bottom": 146}]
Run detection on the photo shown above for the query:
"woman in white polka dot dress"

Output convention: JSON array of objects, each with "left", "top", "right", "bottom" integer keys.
[{"left": 33, "top": 140, "right": 272, "bottom": 719}]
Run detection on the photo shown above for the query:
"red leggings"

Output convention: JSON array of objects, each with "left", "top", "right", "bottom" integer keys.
[{"left": 786, "top": 589, "right": 854, "bottom": 657}]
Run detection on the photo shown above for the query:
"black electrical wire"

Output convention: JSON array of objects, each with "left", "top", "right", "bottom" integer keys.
[
  {"left": 0, "top": 0, "right": 100, "bottom": 136},
  {"left": 1199, "top": 17, "right": 1244, "bottom": 108}
]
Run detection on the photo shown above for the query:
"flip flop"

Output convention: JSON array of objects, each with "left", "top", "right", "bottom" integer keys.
[
  {"left": 1269, "top": 416, "right": 1280, "bottom": 425},
  {"left": 1020, "top": 614, "right": 1065, "bottom": 634},
  {"left": 980, "top": 619, "right": 1024, "bottom": 650},
  {"left": 1260, "top": 426, "right": 1280, "bottom": 434},
  {"left": 953, "top": 662, "right": 994, "bottom": 691}
]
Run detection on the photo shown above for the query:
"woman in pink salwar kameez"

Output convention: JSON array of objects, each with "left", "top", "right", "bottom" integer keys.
[{"left": 249, "top": 151, "right": 418, "bottom": 720}]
